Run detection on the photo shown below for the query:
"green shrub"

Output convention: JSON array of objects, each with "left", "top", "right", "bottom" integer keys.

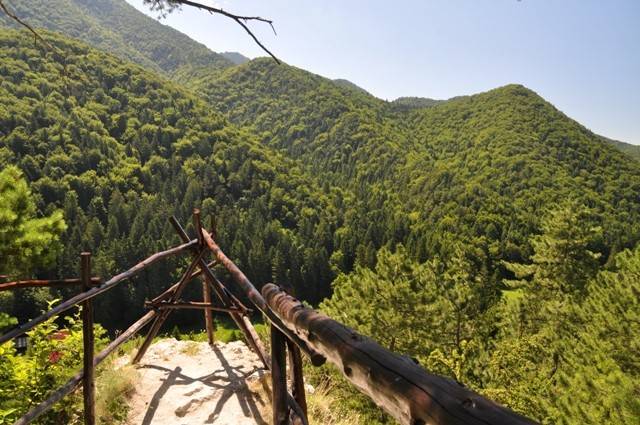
[{"left": 0, "top": 301, "right": 107, "bottom": 424}]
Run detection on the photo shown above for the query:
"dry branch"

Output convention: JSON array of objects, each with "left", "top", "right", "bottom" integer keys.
[
  {"left": 0, "top": 277, "right": 101, "bottom": 291},
  {"left": 165, "top": 0, "right": 280, "bottom": 63},
  {"left": 0, "top": 0, "right": 53, "bottom": 49}
]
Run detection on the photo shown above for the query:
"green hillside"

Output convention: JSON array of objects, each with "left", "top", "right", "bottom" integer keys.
[
  {"left": 0, "top": 30, "right": 340, "bottom": 328},
  {"left": 0, "top": 0, "right": 233, "bottom": 76},
  {"left": 193, "top": 59, "right": 640, "bottom": 274},
  {"left": 603, "top": 136, "right": 640, "bottom": 160},
  {"left": 1, "top": 4, "right": 639, "bottom": 424}
]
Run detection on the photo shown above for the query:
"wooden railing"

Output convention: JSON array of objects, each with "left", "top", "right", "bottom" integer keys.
[{"left": 0, "top": 210, "right": 537, "bottom": 425}]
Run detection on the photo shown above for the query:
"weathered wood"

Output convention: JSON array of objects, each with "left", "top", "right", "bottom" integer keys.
[
  {"left": 145, "top": 301, "right": 244, "bottom": 313},
  {"left": 169, "top": 217, "right": 310, "bottom": 424},
  {"left": 0, "top": 239, "right": 197, "bottom": 346},
  {"left": 195, "top": 208, "right": 215, "bottom": 345},
  {"left": 132, "top": 249, "right": 206, "bottom": 364},
  {"left": 262, "top": 284, "right": 537, "bottom": 425},
  {"left": 203, "top": 279, "right": 215, "bottom": 344},
  {"left": 14, "top": 310, "right": 157, "bottom": 425},
  {"left": 271, "top": 324, "right": 289, "bottom": 425},
  {"left": 0, "top": 277, "right": 101, "bottom": 291},
  {"left": 201, "top": 228, "right": 326, "bottom": 366},
  {"left": 80, "top": 253, "right": 95, "bottom": 425},
  {"left": 148, "top": 260, "right": 215, "bottom": 305},
  {"left": 169, "top": 216, "right": 269, "bottom": 366},
  {"left": 287, "top": 338, "right": 308, "bottom": 418}
]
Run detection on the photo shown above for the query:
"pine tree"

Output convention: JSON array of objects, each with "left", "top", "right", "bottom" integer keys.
[{"left": 0, "top": 166, "right": 66, "bottom": 279}]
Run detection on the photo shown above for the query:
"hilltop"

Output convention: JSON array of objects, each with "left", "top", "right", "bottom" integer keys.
[{"left": 1, "top": 3, "right": 639, "bottom": 423}]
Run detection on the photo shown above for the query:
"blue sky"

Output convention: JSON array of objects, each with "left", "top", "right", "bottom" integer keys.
[{"left": 127, "top": 0, "right": 640, "bottom": 145}]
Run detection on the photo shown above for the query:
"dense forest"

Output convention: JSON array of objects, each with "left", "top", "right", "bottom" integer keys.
[{"left": 1, "top": 0, "right": 639, "bottom": 424}]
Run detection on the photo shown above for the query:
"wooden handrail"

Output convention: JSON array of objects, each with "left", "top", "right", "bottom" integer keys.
[
  {"left": 0, "top": 277, "right": 101, "bottom": 291},
  {"left": 201, "top": 228, "right": 326, "bottom": 367},
  {"left": 0, "top": 239, "right": 198, "bottom": 345},
  {"left": 262, "top": 283, "right": 537, "bottom": 425},
  {"left": 3, "top": 213, "right": 539, "bottom": 425}
]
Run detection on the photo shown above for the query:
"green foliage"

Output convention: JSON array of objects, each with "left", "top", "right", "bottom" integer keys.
[
  {"left": 0, "top": 0, "right": 232, "bottom": 76},
  {"left": 504, "top": 202, "right": 602, "bottom": 296},
  {"left": 0, "top": 29, "right": 339, "bottom": 328},
  {"left": 0, "top": 302, "right": 108, "bottom": 424},
  {"left": 1, "top": 4, "right": 640, "bottom": 423},
  {"left": 0, "top": 166, "right": 66, "bottom": 278}
]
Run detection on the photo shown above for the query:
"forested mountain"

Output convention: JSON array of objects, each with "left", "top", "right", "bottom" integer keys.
[
  {"left": 390, "top": 96, "right": 445, "bottom": 110},
  {"left": 190, "top": 59, "right": 640, "bottom": 277},
  {"left": 0, "top": 0, "right": 233, "bottom": 76},
  {"left": 0, "top": 30, "right": 340, "bottom": 330},
  {"left": 1, "top": 2, "right": 639, "bottom": 423},
  {"left": 604, "top": 136, "right": 640, "bottom": 160},
  {"left": 332, "top": 78, "right": 372, "bottom": 96},
  {"left": 221, "top": 51, "right": 250, "bottom": 65}
]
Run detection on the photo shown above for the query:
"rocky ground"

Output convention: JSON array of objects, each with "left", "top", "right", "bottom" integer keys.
[{"left": 119, "top": 338, "right": 271, "bottom": 425}]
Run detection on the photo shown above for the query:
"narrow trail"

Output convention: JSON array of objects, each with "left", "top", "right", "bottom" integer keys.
[{"left": 119, "top": 338, "right": 271, "bottom": 425}]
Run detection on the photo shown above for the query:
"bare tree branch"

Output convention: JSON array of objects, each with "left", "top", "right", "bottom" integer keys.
[
  {"left": 0, "top": 0, "right": 281, "bottom": 64},
  {"left": 0, "top": 0, "right": 53, "bottom": 49},
  {"left": 147, "top": 0, "right": 281, "bottom": 64}
]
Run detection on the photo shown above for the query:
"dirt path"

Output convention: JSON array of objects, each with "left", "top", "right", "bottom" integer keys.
[{"left": 120, "top": 338, "right": 271, "bottom": 425}]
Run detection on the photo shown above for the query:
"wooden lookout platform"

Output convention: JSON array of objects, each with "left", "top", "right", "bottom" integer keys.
[{"left": 0, "top": 210, "right": 537, "bottom": 425}]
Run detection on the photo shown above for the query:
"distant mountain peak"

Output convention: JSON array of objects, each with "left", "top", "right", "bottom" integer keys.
[
  {"left": 332, "top": 79, "right": 372, "bottom": 96},
  {"left": 221, "top": 51, "right": 250, "bottom": 65}
]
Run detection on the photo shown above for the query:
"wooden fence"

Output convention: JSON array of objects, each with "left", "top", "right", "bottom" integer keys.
[{"left": 0, "top": 210, "right": 537, "bottom": 425}]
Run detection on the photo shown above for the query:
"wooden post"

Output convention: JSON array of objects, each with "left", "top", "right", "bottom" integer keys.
[
  {"left": 202, "top": 280, "right": 216, "bottom": 344},
  {"left": 271, "top": 324, "right": 289, "bottom": 425},
  {"left": 194, "top": 209, "right": 215, "bottom": 345},
  {"left": 280, "top": 283, "right": 308, "bottom": 420},
  {"left": 80, "top": 253, "right": 95, "bottom": 425},
  {"left": 287, "top": 339, "right": 307, "bottom": 419},
  {"left": 132, "top": 249, "right": 206, "bottom": 364},
  {"left": 262, "top": 283, "right": 537, "bottom": 425}
]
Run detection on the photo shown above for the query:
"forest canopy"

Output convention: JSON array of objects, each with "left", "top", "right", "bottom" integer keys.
[{"left": 0, "top": 1, "right": 639, "bottom": 422}]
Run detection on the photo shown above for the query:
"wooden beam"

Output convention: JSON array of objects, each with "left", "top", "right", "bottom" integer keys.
[
  {"left": 144, "top": 301, "right": 244, "bottom": 313},
  {"left": 0, "top": 239, "right": 197, "bottom": 346},
  {"left": 169, "top": 216, "right": 269, "bottom": 366},
  {"left": 271, "top": 324, "right": 289, "bottom": 425},
  {"left": 0, "top": 277, "right": 101, "bottom": 291},
  {"left": 200, "top": 228, "right": 326, "bottom": 367},
  {"left": 14, "top": 310, "right": 157, "bottom": 425},
  {"left": 261, "top": 284, "right": 537, "bottom": 425},
  {"left": 80, "top": 253, "right": 95, "bottom": 425},
  {"left": 148, "top": 260, "right": 215, "bottom": 305},
  {"left": 193, "top": 209, "right": 215, "bottom": 345},
  {"left": 203, "top": 280, "right": 215, "bottom": 344},
  {"left": 132, "top": 249, "right": 206, "bottom": 364},
  {"left": 287, "top": 338, "right": 308, "bottom": 419}
]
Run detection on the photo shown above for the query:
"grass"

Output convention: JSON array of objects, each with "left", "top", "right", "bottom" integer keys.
[
  {"left": 306, "top": 381, "right": 366, "bottom": 425},
  {"left": 95, "top": 358, "right": 138, "bottom": 424},
  {"left": 178, "top": 341, "right": 201, "bottom": 356}
]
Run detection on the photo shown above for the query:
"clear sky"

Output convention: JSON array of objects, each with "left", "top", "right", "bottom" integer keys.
[{"left": 127, "top": 0, "right": 640, "bottom": 145}]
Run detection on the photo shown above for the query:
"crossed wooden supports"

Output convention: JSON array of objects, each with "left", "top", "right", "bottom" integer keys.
[
  {"left": 132, "top": 211, "right": 316, "bottom": 424},
  {"left": 132, "top": 210, "right": 263, "bottom": 365}
]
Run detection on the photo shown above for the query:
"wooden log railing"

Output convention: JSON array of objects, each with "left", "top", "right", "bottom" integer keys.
[
  {"left": 0, "top": 239, "right": 198, "bottom": 346},
  {"left": 202, "top": 225, "right": 537, "bottom": 425},
  {"left": 1, "top": 211, "right": 538, "bottom": 425},
  {"left": 260, "top": 284, "right": 537, "bottom": 425},
  {"left": 0, "top": 236, "right": 203, "bottom": 425}
]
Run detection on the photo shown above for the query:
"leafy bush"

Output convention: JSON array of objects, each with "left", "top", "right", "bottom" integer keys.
[{"left": 0, "top": 302, "right": 107, "bottom": 425}]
